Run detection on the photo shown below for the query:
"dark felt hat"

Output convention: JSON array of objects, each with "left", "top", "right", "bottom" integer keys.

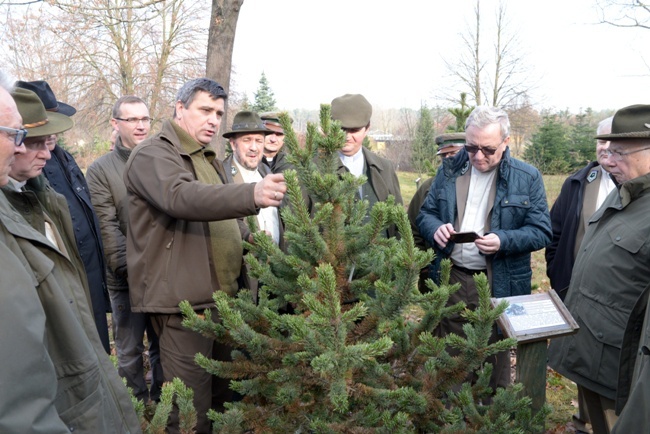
[
  {"left": 330, "top": 94, "right": 372, "bottom": 129},
  {"left": 595, "top": 104, "right": 650, "bottom": 140},
  {"left": 15, "top": 80, "right": 77, "bottom": 117},
  {"left": 222, "top": 111, "right": 271, "bottom": 138},
  {"left": 260, "top": 111, "right": 293, "bottom": 134},
  {"left": 11, "top": 88, "right": 74, "bottom": 137},
  {"left": 436, "top": 132, "right": 466, "bottom": 155}
]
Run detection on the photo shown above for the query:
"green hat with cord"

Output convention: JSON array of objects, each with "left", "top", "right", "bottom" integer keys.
[
  {"left": 11, "top": 88, "right": 73, "bottom": 138},
  {"left": 222, "top": 111, "right": 271, "bottom": 138}
]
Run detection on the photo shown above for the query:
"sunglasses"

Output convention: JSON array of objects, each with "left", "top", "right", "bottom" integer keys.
[{"left": 464, "top": 142, "right": 503, "bottom": 156}]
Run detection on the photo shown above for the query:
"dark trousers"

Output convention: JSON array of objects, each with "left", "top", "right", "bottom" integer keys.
[
  {"left": 151, "top": 312, "right": 233, "bottom": 434},
  {"left": 110, "top": 289, "right": 162, "bottom": 402},
  {"left": 436, "top": 266, "right": 512, "bottom": 392}
]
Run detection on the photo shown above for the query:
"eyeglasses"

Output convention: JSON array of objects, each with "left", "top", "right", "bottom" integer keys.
[
  {"left": 0, "top": 125, "right": 28, "bottom": 146},
  {"left": 606, "top": 146, "right": 650, "bottom": 161},
  {"left": 24, "top": 140, "right": 49, "bottom": 151},
  {"left": 464, "top": 142, "right": 503, "bottom": 156},
  {"left": 114, "top": 117, "right": 151, "bottom": 125}
]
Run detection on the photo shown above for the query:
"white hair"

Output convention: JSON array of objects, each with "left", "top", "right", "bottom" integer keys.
[
  {"left": 465, "top": 106, "right": 511, "bottom": 140},
  {"left": 597, "top": 116, "right": 613, "bottom": 135},
  {"left": 0, "top": 69, "right": 15, "bottom": 92}
]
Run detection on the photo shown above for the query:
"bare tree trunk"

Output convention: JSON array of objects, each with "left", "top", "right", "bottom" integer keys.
[{"left": 206, "top": 0, "right": 244, "bottom": 157}]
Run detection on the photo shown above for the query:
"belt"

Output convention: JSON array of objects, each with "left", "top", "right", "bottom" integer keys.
[{"left": 453, "top": 265, "right": 487, "bottom": 275}]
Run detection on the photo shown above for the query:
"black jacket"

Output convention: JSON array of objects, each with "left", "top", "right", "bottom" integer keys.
[
  {"left": 43, "top": 145, "right": 110, "bottom": 352},
  {"left": 545, "top": 161, "right": 601, "bottom": 299}
]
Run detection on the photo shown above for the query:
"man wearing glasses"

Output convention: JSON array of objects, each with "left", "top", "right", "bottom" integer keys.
[
  {"left": 86, "top": 95, "right": 163, "bottom": 404},
  {"left": 0, "top": 80, "right": 139, "bottom": 432},
  {"left": 16, "top": 80, "right": 111, "bottom": 354},
  {"left": 545, "top": 116, "right": 615, "bottom": 434},
  {"left": 549, "top": 104, "right": 650, "bottom": 434},
  {"left": 416, "top": 106, "right": 551, "bottom": 393}
]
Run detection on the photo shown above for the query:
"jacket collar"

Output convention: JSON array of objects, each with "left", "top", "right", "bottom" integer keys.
[
  {"left": 337, "top": 147, "right": 383, "bottom": 173},
  {"left": 114, "top": 135, "right": 132, "bottom": 162},
  {"left": 619, "top": 171, "right": 650, "bottom": 207},
  {"left": 0, "top": 194, "right": 56, "bottom": 251}
]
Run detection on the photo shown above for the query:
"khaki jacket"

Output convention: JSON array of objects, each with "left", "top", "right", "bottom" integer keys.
[
  {"left": 0, "top": 194, "right": 140, "bottom": 433},
  {"left": 124, "top": 120, "right": 258, "bottom": 313},
  {"left": 86, "top": 137, "right": 132, "bottom": 291}
]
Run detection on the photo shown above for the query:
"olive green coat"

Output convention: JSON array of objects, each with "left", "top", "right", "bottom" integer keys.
[
  {"left": 548, "top": 172, "right": 650, "bottom": 403},
  {"left": 0, "top": 190, "right": 140, "bottom": 433}
]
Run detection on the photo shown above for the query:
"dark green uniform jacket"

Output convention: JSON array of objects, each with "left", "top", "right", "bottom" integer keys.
[
  {"left": 0, "top": 193, "right": 140, "bottom": 433},
  {"left": 549, "top": 172, "right": 650, "bottom": 402}
]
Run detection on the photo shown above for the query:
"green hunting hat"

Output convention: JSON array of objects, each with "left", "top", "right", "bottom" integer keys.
[
  {"left": 595, "top": 104, "right": 650, "bottom": 140},
  {"left": 11, "top": 88, "right": 73, "bottom": 138},
  {"left": 260, "top": 111, "right": 293, "bottom": 134},
  {"left": 222, "top": 111, "right": 271, "bottom": 138},
  {"left": 330, "top": 94, "right": 372, "bottom": 129},
  {"left": 436, "top": 132, "right": 466, "bottom": 155}
]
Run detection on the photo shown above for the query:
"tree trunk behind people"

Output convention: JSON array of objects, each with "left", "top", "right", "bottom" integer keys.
[{"left": 206, "top": 0, "right": 245, "bottom": 157}]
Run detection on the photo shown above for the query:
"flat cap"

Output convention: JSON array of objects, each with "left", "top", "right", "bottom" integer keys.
[
  {"left": 435, "top": 132, "right": 466, "bottom": 155},
  {"left": 330, "top": 94, "right": 372, "bottom": 129},
  {"left": 260, "top": 111, "right": 292, "bottom": 134}
]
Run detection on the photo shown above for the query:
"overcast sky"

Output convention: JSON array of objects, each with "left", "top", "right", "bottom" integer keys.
[{"left": 230, "top": 0, "right": 650, "bottom": 113}]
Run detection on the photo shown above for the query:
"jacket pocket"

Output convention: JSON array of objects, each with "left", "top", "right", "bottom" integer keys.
[
  {"left": 499, "top": 194, "right": 531, "bottom": 227},
  {"left": 607, "top": 221, "right": 645, "bottom": 255},
  {"left": 508, "top": 269, "right": 532, "bottom": 297},
  {"left": 566, "top": 295, "right": 626, "bottom": 390},
  {"left": 162, "top": 236, "right": 174, "bottom": 282},
  {"left": 58, "top": 385, "right": 117, "bottom": 433}
]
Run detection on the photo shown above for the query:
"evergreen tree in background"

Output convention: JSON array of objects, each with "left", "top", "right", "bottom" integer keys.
[
  {"left": 411, "top": 104, "right": 437, "bottom": 176},
  {"left": 569, "top": 110, "right": 596, "bottom": 169},
  {"left": 180, "top": 105, "right": 547, "bottom": 433},
  {"left": 524, "top": 114, "right": 571, "bottom": 175},
  {"left": 252, "top": 71, "right": 277, "bottom": 113},
  {"left": 447, "top": 92, "right": 474, "bottom": 133}
]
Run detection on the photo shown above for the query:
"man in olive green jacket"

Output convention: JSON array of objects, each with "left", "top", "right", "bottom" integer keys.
[
  {"left": 0, "top": 79, "right": 140, "bottom": 433},
  {"left": 330, "top": 94, "right": 403, "bottom": 238},
  {"left": 549, "top": 104, "right": 650, "bottom": 434}
]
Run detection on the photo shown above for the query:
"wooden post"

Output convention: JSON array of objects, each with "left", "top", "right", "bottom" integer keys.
[{"left": 515, "top": 339, "right": 548, "bottom": 414}]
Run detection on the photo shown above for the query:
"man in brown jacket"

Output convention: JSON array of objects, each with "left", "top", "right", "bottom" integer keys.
[{"left": 124, "top": 78, "right": 286, "bottom": 434}]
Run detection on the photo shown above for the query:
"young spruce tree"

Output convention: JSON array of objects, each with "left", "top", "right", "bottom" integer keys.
[{"left": 180, "top": 105, "right": 547, "bottom": 433}]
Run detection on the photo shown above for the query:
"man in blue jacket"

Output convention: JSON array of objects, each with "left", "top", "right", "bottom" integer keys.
[{"left": 416, "top": 106, "right": 551, "bottom": 392}]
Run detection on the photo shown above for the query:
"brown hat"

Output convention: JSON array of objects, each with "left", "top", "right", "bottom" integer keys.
[
  {"left": 222, "top": 111, "right": 271, "bottom": 138},
  {"left": 11, "top": 88, "right": 73, "bottom": 138},
  {"left": 595, "top": 104, "right": 650, "bottom": 140},
  {"left": 260, "top": 111, "right": 292, "bottom": 134},
  {"left": 330, "top": 94, "right": 372, "bottom": 129},
  {"left": 435, "top": 132, "right": 466, "bottom": 155}
]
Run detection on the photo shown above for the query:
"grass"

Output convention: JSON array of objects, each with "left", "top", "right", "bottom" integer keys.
[{"left": 398, "top": 171, "right": 579, "bottom": 433}]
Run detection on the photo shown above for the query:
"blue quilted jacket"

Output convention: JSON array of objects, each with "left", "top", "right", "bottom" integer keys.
[{"left": 416, "top": 147, "right": 551, "bottom": 298}]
